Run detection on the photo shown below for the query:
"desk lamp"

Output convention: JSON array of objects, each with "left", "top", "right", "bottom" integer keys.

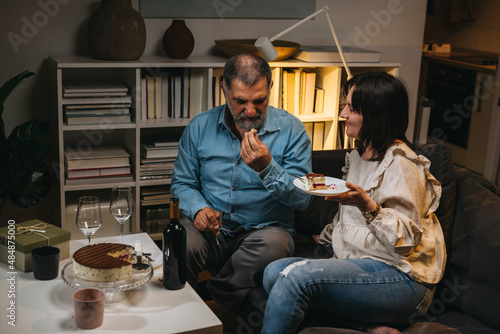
[{"left": 255, "top": 6, "right": 352, "bottom": 79}]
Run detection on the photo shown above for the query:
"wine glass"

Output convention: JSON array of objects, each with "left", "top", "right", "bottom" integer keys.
[
  {"left": 109, "top": 186, "right": 133, "bottom": 243},
  {"left": 76, "top": 196, "right": 103, "bottom": 244}
]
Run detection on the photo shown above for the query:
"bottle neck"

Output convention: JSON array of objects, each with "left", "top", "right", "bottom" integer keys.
[{"left": 170, "top": 200, "right": 179, "bottom": 220}]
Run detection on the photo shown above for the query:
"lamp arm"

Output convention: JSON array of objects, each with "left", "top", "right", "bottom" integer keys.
[
  {"left": 323, "top": 10, "right": 352, "bottom": 80},
  {"left": 269, "top": 6, "right": 328, "bottom": 42},
  {"left": 269, "top": 6, "right": 352, "bottom": 80}
]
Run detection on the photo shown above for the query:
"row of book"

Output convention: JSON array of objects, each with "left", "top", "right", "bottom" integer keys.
[
  {"left": 140, "top": 185, "right": 172, "bottom": 233},
  {"left": 64, "top": 146, "right": 133, "bottom": 185},
  {"left": 210, "top": 67, "right": 324, "bottom": 116},
  {"left": 140, "top": 68, "right": 203, "bottom": 120},
  {"left": 304, "top": 122, "right": 326, "bottom": 151},
  {"left": 62, "top": 82, "right": 133, "bottom": 125},
  {"left": 140, "top": 136, "right": 179, "bottom": 181}
]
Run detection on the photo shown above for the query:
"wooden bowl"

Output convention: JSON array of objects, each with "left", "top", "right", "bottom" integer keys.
[{"left": 215, "top": 39, "right": 301, "bottom": 61}]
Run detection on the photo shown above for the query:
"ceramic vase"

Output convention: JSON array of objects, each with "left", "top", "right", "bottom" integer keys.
[
  {"left": 88, "top": 0, "right": 146, "bottom": 61},
  {"left": 162, "top": 20, "right": 195, "bottom": 59}
]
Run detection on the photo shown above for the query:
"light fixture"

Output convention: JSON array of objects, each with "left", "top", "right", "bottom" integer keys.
[{"left": 255, "top": 6, "right": 352, "bottom": 79}]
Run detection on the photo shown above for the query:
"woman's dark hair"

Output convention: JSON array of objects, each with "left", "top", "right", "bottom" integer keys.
[
  {"left": 223, "top": 53, "right": 272, "bottom": 90},
  {"left": 343, "top": 72, "right": 410, "bottom": 160}
]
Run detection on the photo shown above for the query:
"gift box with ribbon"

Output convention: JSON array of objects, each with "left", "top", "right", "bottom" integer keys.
[{"left": 0, "top": 219, "right": 71, "bottom": 272}]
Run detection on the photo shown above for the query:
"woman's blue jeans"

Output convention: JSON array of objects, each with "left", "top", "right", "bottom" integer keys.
[{"left": 261, "top": 257, "right": 433, "bottom": 334}]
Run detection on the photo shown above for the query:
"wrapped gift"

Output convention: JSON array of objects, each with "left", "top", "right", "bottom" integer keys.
[{"left": 0, "top": 219, "right": 71, "bottom": 272}]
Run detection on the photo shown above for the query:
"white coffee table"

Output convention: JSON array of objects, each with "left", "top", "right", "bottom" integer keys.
[{"left": 0, "top": 233, "right": 222, "bottom": 333}]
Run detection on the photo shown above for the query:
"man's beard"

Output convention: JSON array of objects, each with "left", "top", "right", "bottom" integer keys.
[{"left": 234, "top": 112, "right": 265, "bottom": 131}]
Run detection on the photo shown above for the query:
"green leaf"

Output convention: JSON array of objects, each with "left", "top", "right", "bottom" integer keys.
[
  {"left": 0, "top": 70, "right": 35, "bottom": 144},
  {"left": 0, "top": 119, "right": 52, "bottom": 208}
]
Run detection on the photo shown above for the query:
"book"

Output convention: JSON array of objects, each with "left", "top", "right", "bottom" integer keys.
[
  {"left": 292, "top": 45, "right": 381, "bottom": 63},
  {"left": 314, "top": 87, "right": 325, "bottom": 113},
  {"left": 189, "top": 69, "right": 204, "bottom": 118},
  {"left": 312, "top": 122, "right": 325, "bottom": 151},
  {"left": 64, "top": 91, "right": 128, "bottom": 97},
  {"left": 61, "top": 95, "right": 132, "bottom": 105},
  {"left": 146, "top": 76, "right": 155, "bottom": 119},
  {"left": 65, "top": 175, "right": 133, "bottom": 185},
  {"left": 64, "top": 103, "right": 131, "bottom": 110},
  {"left": 155, "top": 76, "right": 162, "bottom": 119},
  {"left": 65, "top": 108, "right": 130, "bottom": 115},
  {"left": 269, "top": 67, "right": 282, "bottom": 108},
  {"left": 285, "top": 69, "right": 301, "bottom": 116},
  {"left": 145, "top": 135, "right": 180, "bottom": 147},
  {"left": 141, "top": 77, "right": 147, "bottom": 120},
  {"left": 212, "top": 68, "right": 224, "bottom": 107},
  {"left": 64, "top": 114, "right": 131, "bottom": 125},
  {"left": 141, "top": 144, "right": 179, "bottom": 159},
  {"left": 302, "top": 71, "right": 316, "bottom": 115},
  {"left": 63, "top": 82, "right": 128, "bottom": 94},
  {"left": 66, "top": 166, "right": 132, "bottom": 179},
  {"left": 64, "top": 146, "right": 130, "bottom": 170}
]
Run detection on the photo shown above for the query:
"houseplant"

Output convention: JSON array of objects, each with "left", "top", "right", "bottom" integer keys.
[{"left": 0, "top": 70, "right": 52, "bottom": 214}]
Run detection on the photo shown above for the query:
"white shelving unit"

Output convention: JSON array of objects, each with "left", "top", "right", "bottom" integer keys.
[{"left": 49, "top": 55, "right": 399, "bottom": 240}]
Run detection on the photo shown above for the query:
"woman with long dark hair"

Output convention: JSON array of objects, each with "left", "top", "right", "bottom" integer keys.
[{"left": 261, "top": 72, "right": 446, "bottom": 334}]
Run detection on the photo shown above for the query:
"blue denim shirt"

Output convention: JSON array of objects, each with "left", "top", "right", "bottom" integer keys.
[{"left": 171, "top": 105, "right": 313, "bottom": 237}]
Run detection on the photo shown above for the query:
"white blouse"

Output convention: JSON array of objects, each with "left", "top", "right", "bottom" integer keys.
[{"left": 319, "top": 143, "right": 446, "bottom": 285}]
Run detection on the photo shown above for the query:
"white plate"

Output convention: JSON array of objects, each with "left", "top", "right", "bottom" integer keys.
[{"left": 293, "top": 176, "right": 349, "bottom": 196}]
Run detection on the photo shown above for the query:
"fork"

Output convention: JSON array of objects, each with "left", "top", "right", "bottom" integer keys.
[{"left": 290, "top": 174, "right": 305, "bottom": 183}]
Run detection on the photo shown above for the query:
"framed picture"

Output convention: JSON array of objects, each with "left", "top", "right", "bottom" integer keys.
[{"left": 139, "top": 0, "right": 316, "bottom": 19}]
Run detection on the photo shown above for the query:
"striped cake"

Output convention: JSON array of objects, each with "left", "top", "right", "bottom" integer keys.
[
  {"left": 73, "top": 243, "right": 134, "bottom": 282},
  {"left": 305, "top": 173, "right": 329, "bottom": 191}
]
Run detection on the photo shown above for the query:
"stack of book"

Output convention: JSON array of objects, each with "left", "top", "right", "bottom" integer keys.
[
  {"left": 140, "top": 185, "right": 171, "bottom": 233},
  {"left": 64, "top": 146, "right": 133, "bottom": 185},
  {"left": 140, "top": 136, "right": 179, "bottom": 181},
  {"left": 62, "top": 82, "right": 132, "bottom": 125}
]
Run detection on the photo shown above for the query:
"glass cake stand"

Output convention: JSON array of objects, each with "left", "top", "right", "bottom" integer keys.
[{"left": 61, "top": 260, "right": 154, "bottom": 303}]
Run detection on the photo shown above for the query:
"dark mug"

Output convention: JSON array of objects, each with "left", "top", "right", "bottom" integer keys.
[{"left": 31, "top": 246, "right": 60, "bottom": 280}]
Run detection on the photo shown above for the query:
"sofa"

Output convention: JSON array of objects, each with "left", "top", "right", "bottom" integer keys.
[{"left": 235, "top": 142, "right": 500, "bottom": 334}]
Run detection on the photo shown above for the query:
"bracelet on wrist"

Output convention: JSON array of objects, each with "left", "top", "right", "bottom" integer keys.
[{"left": 362, "top": 205, "right": 381, "bottom": 222}]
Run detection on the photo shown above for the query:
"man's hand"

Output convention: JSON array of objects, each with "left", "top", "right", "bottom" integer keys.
[
  {"left": 325, "top": 181, "right": 377, "bottom": 213},
  {"left": 240, "top": 131, "right": 272, "bottom": 172},
  {"left": 194, "top": 207, "right": 222, "bottom": 235}
]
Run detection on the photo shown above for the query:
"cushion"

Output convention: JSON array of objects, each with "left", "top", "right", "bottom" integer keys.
[
  {"left": 454, "top": 165, "right": 497, "bottom": 195},
  {"left": 415, "top": 142, "right": 456, "bottom": 240},
  {"left": 428, "top": 311, "right": 500, "bottom": 334},
  {"left": 445, "top": 178, "right": 500, "bottom": 331}
]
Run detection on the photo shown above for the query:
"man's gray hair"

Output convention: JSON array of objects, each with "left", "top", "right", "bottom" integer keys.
[{"left": 223, "top": 54, "right": 272, "bottom": 90}]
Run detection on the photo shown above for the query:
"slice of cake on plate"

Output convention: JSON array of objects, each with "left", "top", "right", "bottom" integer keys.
[{"left": 305, "top": 173, "right": 329, "bottom": 191}]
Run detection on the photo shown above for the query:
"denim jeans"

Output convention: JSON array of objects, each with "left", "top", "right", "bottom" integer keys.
[
  {"left": 181, "top": 217, "right": 295, "bottom": 316},
  {"left": 261, "top": 257, "right": 432, "bottom": 334}
]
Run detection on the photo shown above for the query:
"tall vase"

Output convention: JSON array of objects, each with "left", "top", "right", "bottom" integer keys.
[
  {"left": 162, "top": 20, "right": 195, "bottom": 59},
  {"left": 88, "top": 0, "right": 146, "bottom": 61}
]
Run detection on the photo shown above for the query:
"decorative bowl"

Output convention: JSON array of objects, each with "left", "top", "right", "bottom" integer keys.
[{"left": 215, "top": 39, "right": 301, "bottom": 61}]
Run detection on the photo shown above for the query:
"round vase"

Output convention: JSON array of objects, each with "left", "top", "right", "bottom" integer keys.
[
  {"left": 88, "top": 0, "right": 146, "bottom": 61},
  {"left": 162, "top": 20, "right": 195, "bottom": 59}
]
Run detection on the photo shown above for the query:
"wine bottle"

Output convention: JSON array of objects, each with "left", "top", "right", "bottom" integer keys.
[{"left": 162, "top": 197, "right": 186, "bottom": 290}]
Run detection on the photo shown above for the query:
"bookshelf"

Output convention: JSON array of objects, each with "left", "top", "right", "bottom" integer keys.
[{"left": 49, "top": 55, "right": 399, "bottom": 240}]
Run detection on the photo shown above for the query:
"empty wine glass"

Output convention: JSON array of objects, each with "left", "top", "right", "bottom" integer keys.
[
  {"left": 76, "top": 196, "right": 102, "bottom": 244},
  {"left": 109, "top": 186, "right": 133, "bottom": 243}
]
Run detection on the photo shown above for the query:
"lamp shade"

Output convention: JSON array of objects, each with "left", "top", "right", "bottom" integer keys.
[{"left": 255, "top": 37, "right": 278, "bottom": 62}]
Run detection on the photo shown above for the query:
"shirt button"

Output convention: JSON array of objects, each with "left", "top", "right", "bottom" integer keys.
[{"left": 232, "top": 187, "right": 236, "bottom": 191}]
